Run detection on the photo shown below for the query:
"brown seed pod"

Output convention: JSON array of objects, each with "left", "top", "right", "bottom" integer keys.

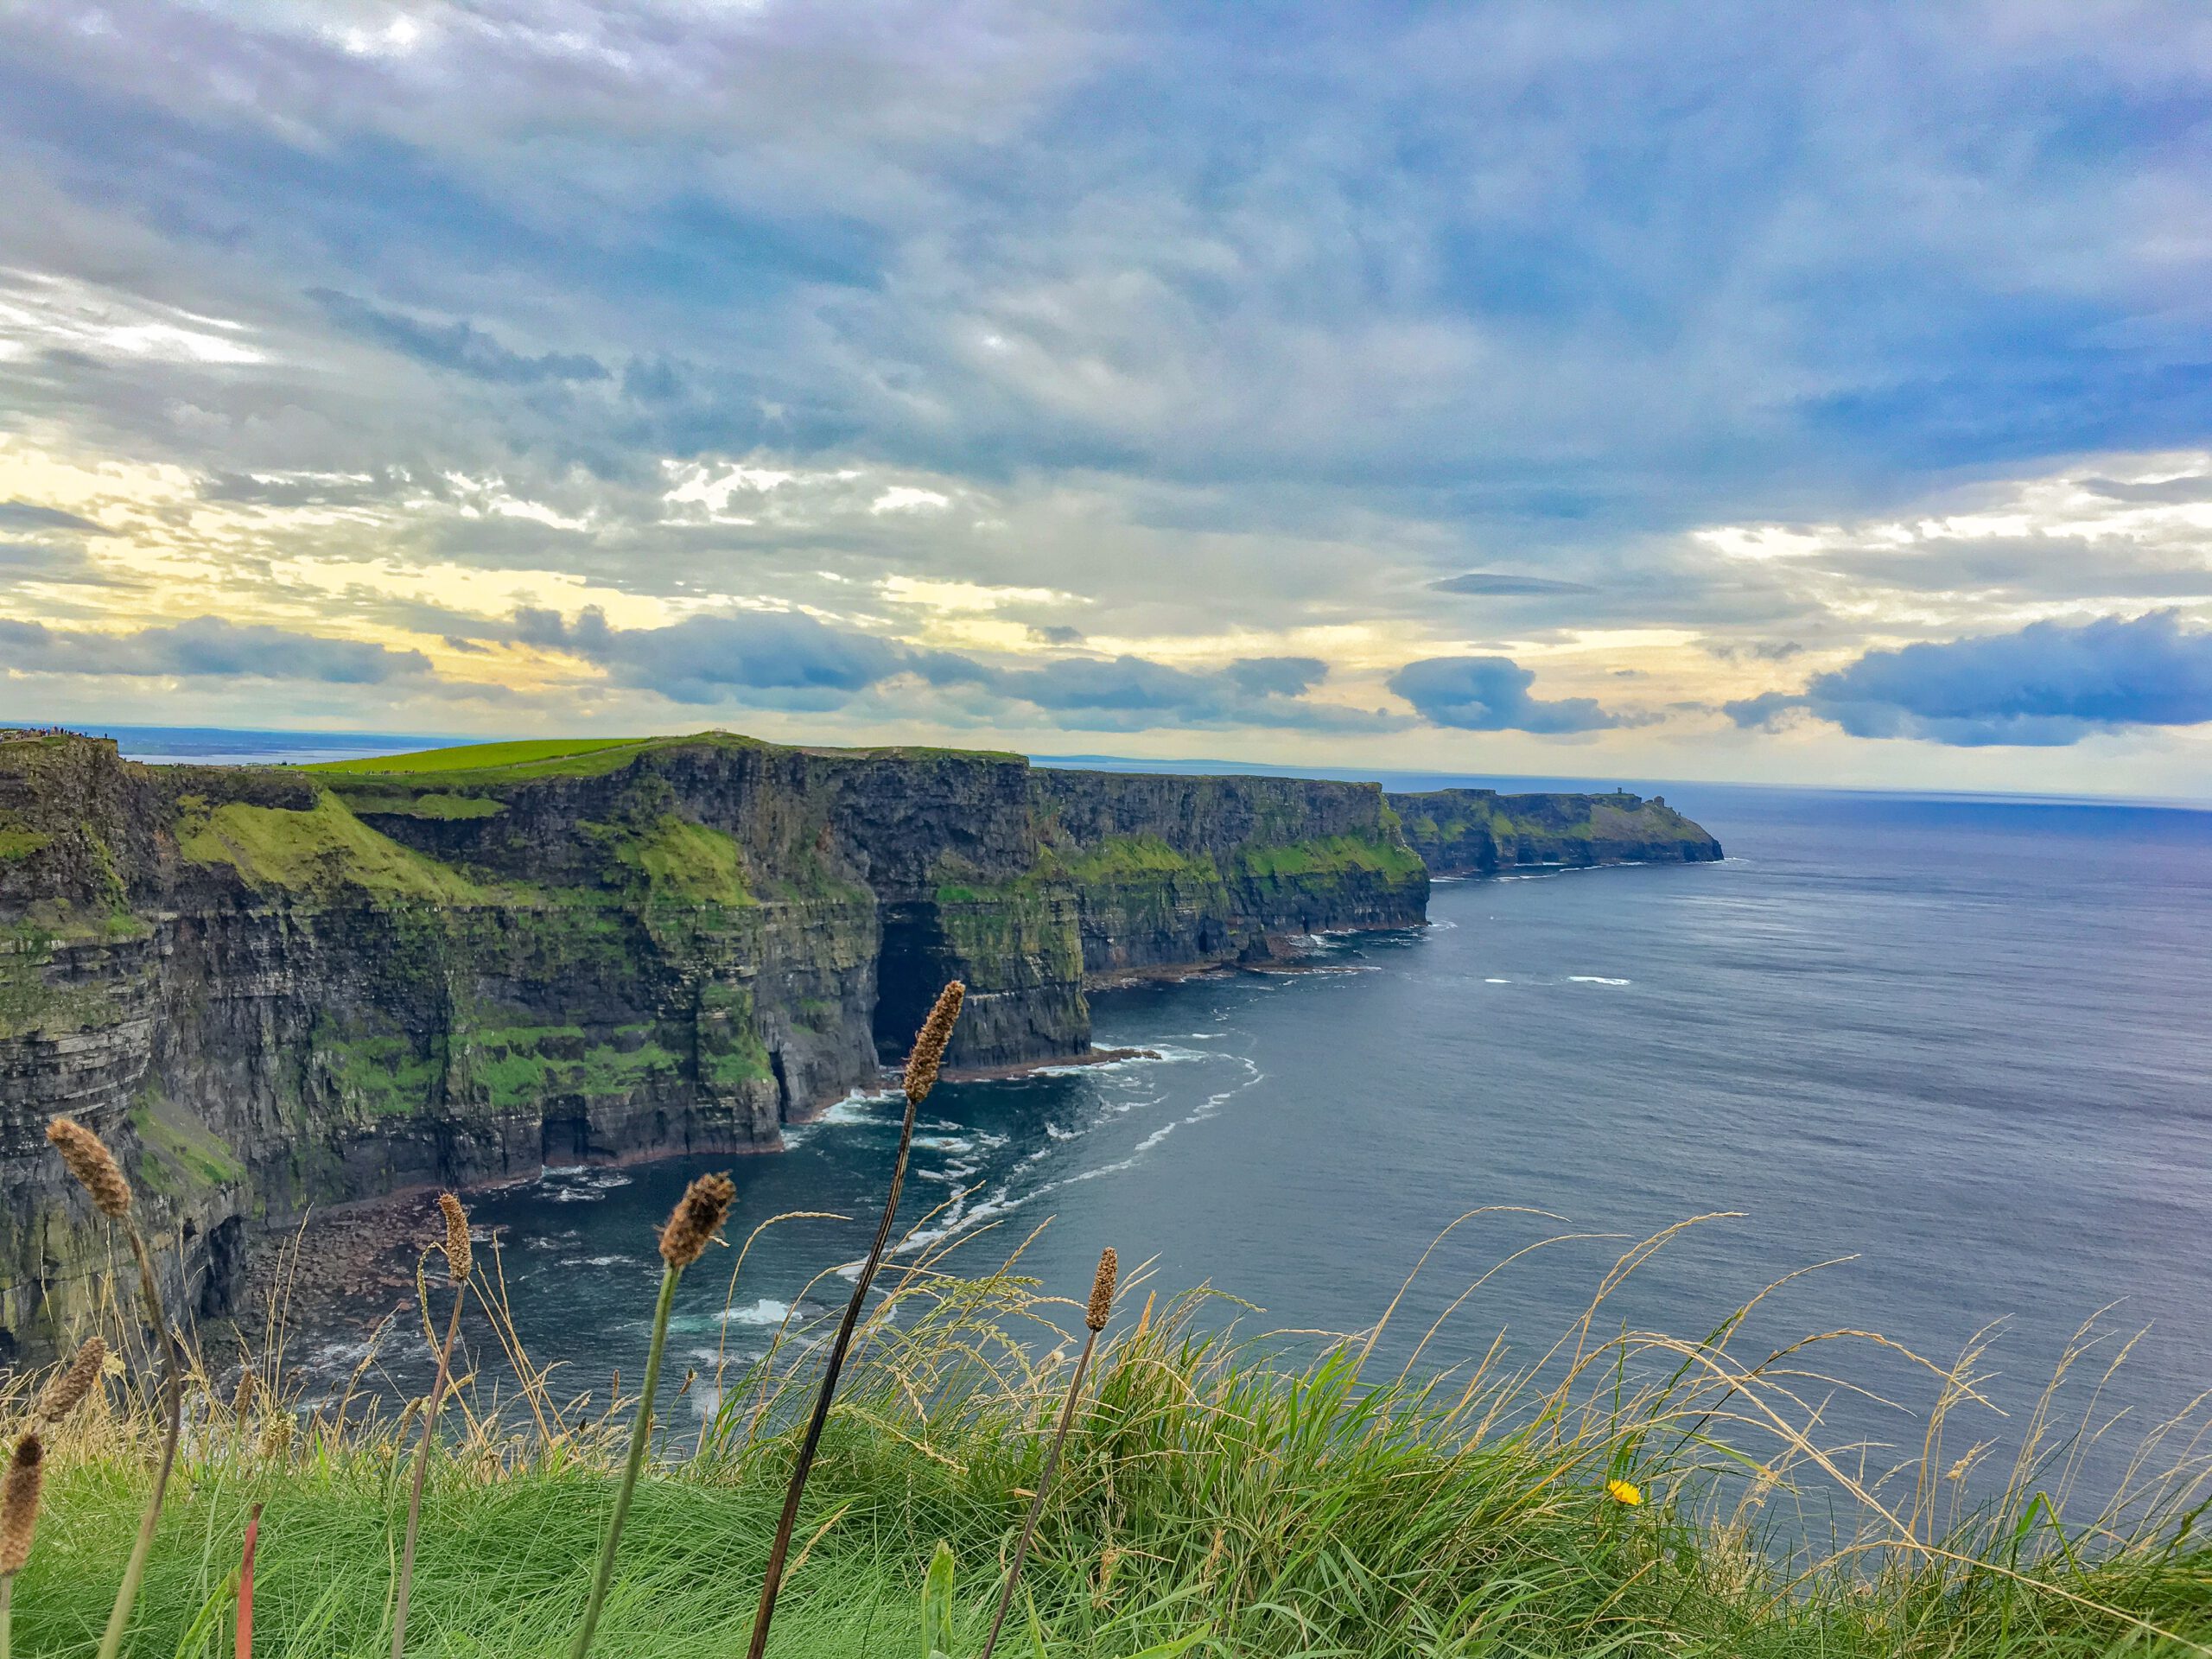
[
  {"left": 257, "top": 1410, "right": 296, "bottom": 1466},
  {"left": 35, "top": 1336, "right": 106, "bottom": 1424},
  {"left": 231, "top": 1366, "right": 256, "bottom": 1420},
  {"left": 438, "top": 1191, "right": 472, "bottom": 1284},
  {"left": 901, "top": 981, "right": 966, "bottom": 1105},
  {"left": 658, "top": 1172, "right": 736, "bottom": 1269},
  {"left": 1086, "top": 1247, "right": 1118, "bottom": 1333},
  {"left": 47, "top": 1116, "right": 131, "bottom": 1218},
  {"left": 0, "top": 1433, "right": 43, "bottom": 1576}
]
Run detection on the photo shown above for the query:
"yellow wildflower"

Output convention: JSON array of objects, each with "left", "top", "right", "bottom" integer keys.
[{"left": 1605, "top": 1478, "right": 1643, "bottom": 1507}]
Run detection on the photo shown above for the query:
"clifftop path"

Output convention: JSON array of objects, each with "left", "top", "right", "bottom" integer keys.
[{"left": 0, "top": 729, "right": 1714, "bottom": 1357}]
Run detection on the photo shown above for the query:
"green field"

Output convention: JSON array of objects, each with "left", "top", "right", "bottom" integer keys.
[{"left": 310, "top": 737, "right": 658, "bottom": 777}]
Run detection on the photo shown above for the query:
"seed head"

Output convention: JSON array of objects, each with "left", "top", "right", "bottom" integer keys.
[
  {"left": 1, "top": 1433, "right": 42, "bottom": 1576},
  {"left": 47, "top": 1116, "right": 130, "bottom": 1218},
  {"left": 257, "top": 1411, "right": 296, "bottom": 1466},
  {"left": 231, "top": 1366, "right": 256, "bottom": 1420},
  {"left": 658, "top": 1172, "right": 735, "bottom": 1269},
  {"left": 901, "top": 981, "right": 966, "bottom": 1104},
  {"left": 1086, "top": 1247, "right": 1118, "bottom": 1332},
  {"left": 36, "top": 1337, "right": 106, "bottom": 1424},
  {"left": 438, "top": 1191, "right": 472, "bottom": 1284}
]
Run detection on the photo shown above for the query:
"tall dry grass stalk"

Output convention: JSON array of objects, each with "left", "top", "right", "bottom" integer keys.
[
  {"left": 391, "top": 1192, "right": 474, "bottom": 1659},
  {"left": 744, "top": 979, "right": 964, "bottom": 1659},
  {"left": 48, "top": 1115, "right": 183, "bottom": 1659},
  {"left": 0, "top": 1433, "right": 43, "bottom": 1659},
  {"left": 979, "top": 1246, "right": 1117, "bottom": 1659},
  {"left": 566, "top": 1170, "right": 735, "bottom": 1659},
  {"left": 34, "top": 1338, "right": 104, "bottom": 1424}
]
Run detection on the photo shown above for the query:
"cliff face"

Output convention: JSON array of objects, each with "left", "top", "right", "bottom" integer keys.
[
  {"left": 1388, "top": 787, "right": 1723, "bottom": 875},
  {"left": 0, "top": 731, "right": 1427, "bottom": 1355}
]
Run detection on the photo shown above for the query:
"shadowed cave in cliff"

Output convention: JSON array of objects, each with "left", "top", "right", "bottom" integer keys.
[{"left": 872, "top": 900, "right": 969, "bottom": 1067}]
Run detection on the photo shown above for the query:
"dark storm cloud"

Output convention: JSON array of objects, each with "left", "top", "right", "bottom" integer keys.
[
  {"left": 1388, "top": 657, "right": 1626, "bottom": 734},
  {"left": 1726, "top": 611, "right": 2212, "bottom": 746}
]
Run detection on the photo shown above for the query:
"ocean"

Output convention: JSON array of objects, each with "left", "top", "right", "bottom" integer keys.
[{"left": 221, "top": 765, "right": 2208, "bottom": 1499}]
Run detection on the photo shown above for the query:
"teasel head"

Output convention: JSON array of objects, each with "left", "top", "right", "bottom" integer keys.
[
  {"left": 35, "top": 1336, "right": 106, "bottom": 1424},
  {"left": 1086, "top": 1247, "right": 1117, "bottom": 1333},
  {"left": 0, "top": 1433, "right": 42, "bottom": 1577},
  {"left": 438, "top": 1191, "right": 473, "bottom": 1284},
  {"left": 47, "top": 1116, "right": 131, "bottom": 1219},
  {"left": 901, "top": 981, "right": 965, "bottom": 1104},
  {"left": 658, "top": 1172, "right": 736, "bottom": 1269}
]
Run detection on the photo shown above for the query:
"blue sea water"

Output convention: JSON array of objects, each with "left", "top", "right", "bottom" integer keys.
[{"left": 284, "top": 782, "right": 2212, "bottom": 1499}]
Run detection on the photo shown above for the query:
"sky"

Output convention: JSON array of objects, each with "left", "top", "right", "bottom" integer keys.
[{"left": 2, "top": 2, "right": 2210, "bottom": 793}]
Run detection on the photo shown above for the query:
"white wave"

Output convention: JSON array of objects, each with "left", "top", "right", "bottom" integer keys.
[
  {"left": 720, "top": 1298, "right": 791, "bottom": 1326},
  {"left": 1135, "top": 1123, "right": 1176, "bottom": 1152},
  {"left": 1030, "top": 1043, "right": 1206, "bottom": 1078},
  {"left": 1567, "top": 976, "right": 1631, "bottom": 986},
  {"left": 1484, "top": 976, "right": 1511, "bottom": 984},
  {"left": 1044, "top": 1123, "right": 1077, "bottom": 1141}
]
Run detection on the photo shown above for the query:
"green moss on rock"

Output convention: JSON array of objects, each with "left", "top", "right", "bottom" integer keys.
[{"left": 177, "top": 793, "right": 494, "bottom": 902}]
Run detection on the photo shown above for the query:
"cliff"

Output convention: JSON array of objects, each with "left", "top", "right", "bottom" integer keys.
[
  {"left": 0, "top": 730, "right": 1427, "bottom": 1355},
  {"left": 1388, "top": 787, "right": 1722, "bottom": 875}
]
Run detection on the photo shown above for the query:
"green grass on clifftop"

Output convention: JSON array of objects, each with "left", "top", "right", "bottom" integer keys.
[
  {"left": 11, "top": 1229, "right": 2207, "bottom": 1659},
  {"left": 175, "top": 793, "right": 496, "bottom": 902},
  {"left": 311, "top": 736, "right": 655, "bottom": 775}
]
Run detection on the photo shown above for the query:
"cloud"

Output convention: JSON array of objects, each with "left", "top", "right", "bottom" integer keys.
[
  {"left": 310, "top": 291, "right": 610, "bottom": 385},
  {"left": 1388, "top": 657, "right": 1626, "bottom": 734},
  {"left": 518, "top": 605, "right": 909, "bottom": 708},
  {"left": 515, "top": 606, "right": 1389, "bottom": 729},
  {"left": 0, "top": 501, "right": 103, "bottom": 532},
  {"left": 0, "top": 617, "right": 433, "bottom": 683},
  {"left": 1430, "top": 573, "right": 1598, "bottom": 597},
  {"left": 1729, "top": 611, "right": 2212, "bottom": 746}
]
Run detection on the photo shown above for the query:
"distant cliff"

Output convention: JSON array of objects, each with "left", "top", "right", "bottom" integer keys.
[
  {"left": 1388, "top": 787, "right": 1722, "bottom": 875},
  {"left": 0, "top": 730, "right": 1428, "bottom": 1354}
]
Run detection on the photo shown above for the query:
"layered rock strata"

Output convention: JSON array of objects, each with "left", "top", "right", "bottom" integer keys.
[{"left": 0, "top": 731, "right": 1429, "bottom": 1352}]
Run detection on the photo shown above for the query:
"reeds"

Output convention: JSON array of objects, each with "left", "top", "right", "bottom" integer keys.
[
  {"left": 979, "top": 1246, "right": 1116, "bottom": 1659},
  {"left": 391, "top": 1191, "right": 474, "bottom": 1659},
  {"left": 743, "top": 979, "right": 964, "bottom": 1659},
  {"left": 566, "top": 1170, "right": 735, "bottom": 1659},
  {"left": 46, "top": 1115, "right": 182, "bottom": 1659}
]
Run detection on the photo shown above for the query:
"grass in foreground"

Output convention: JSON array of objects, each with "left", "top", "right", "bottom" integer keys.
[{"left": 5, "top": 1204, "right": 2210, "bottom": 1659}]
